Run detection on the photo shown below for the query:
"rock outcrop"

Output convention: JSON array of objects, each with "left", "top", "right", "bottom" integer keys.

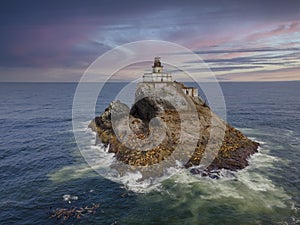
[{"left": 89, "top": 81, "right": 259, "bottom": 174}]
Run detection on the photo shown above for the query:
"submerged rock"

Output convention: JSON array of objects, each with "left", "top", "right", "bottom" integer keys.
[
  {"left": 49, "top": 203, "right": 100, "bottom": 221},
  {"left": 89, "top": 81, "right": 259, "bottom": 173}
]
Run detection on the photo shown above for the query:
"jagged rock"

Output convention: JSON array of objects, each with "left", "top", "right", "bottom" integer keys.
[{"left": 89, "top": 81, "right": 259, "bottom": 172}]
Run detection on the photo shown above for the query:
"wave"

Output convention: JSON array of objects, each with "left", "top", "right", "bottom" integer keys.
[
  {"left": 48, "top": 164, "right": 98, "bottom": 183},
  {"left": 52, "top": 122, "right": 290, "bottom": 210},
  {"left": 47, "top": 123, "right": 297, "bottom": 224},
  {"left": 47, "top": 122, "right": 294, "bottom": 215},
  {"left": 62, "top": 194, "right": 78, "bottom": 203}
]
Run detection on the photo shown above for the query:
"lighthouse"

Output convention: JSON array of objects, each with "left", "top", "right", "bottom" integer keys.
[
  {"left": 152, "top": 57, "right": 163, "bottom": 73},
  {"left": 143, "top": 57, "right": 172, "bottom": 82}
]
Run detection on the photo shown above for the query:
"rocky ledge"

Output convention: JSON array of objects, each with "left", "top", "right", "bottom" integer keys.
[{"left": 89, "top": 81, "right": 259, "bottom": 173}]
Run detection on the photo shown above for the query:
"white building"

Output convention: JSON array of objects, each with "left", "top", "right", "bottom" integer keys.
[
  {"left": 182, "top": 86, "right": 198, "bottom": 97},
  {"left": 142, "top": 57, "right": 198, "bottom": 97},
  {"left": 143, "top": 57, "right": 172, "bottom": 82}
]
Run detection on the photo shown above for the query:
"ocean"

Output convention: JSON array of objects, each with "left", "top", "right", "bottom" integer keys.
[{"left": 0, "top": 81, "right": 299, "bottom": 224}]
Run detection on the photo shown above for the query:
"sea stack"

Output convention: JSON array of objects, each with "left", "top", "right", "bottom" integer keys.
[{"left": 89, "top": 57, "right": 259, "bottom": 173}]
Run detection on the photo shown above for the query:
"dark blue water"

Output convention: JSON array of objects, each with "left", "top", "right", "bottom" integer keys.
[{"left": 0, "top": 82, "right": 299, "bottom": 224}]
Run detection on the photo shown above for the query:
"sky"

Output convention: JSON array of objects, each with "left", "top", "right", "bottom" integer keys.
[{"left": 0, "top": 0, "right": 300, "bottom": 82}]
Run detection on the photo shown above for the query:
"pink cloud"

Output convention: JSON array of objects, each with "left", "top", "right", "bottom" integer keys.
[
  {"left": 218, "top": 66, "right": 300, "bottom": 81},
  {"left": 246, "top": 21, "right": 300, "bottom": 42},
  {"left": 8, "top": 18, "right": 96, "bottom": 67}
]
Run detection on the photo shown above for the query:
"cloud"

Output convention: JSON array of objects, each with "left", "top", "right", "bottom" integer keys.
[
  {"left": 186, "top": 65, "right": 264, "bottom": 73},
  {"left": 0, "top": 20, "right": 107, "bottom": 68},
  {"left": 187, "top": 50, "right": 300, "bottom": 65},
  {"left": 247, "top": 21, "right": 300, "bottom": 42},
  {"left": 217, "top": 66, "right": 300, "bottom": 81},
  {"left": 1, "top": 0, "right": 300, "bottom": 81},
  {"left": 190, "top": 47, "right": 300, "bottom": 55}
]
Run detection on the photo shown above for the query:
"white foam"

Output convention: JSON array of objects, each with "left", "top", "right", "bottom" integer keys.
[
  {"left": 118, "top": 171, "right": 158, "bottom": 193},
  {"left": 153, "top": 144, "right": 292, "bottom": 209},
  {"left": 57, "top": 122, "right": 293, "bottom": 211},
  {"left": 69, "top": 120, "right": 187, "bottom": 193},
  {"left": 48, "top": 164, "right": 97, "bottom": 182},
  {"left": 63, "top": 194, "right": 78, "bottom": 203}
]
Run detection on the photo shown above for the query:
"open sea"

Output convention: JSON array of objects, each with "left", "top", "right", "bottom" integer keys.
[{"left": 0, "top": 81, "right": 299, "bottom": 224}]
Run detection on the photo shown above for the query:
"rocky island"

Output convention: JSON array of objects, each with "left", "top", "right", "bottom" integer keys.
[{"left": 89, "top": 57, "right": 259, "bottom": 176}]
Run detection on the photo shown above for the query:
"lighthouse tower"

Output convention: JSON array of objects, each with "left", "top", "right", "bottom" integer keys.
[
  {"left": 143, "top": 57, "right": 172, "bottom": 82},
  {"left": 152, "top": 57, "right": 163, "bottom": 73}
]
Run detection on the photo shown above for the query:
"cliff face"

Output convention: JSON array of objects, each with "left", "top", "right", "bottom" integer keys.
[{"left": 89, "top": 82, "right": 259, "bottom": 173}]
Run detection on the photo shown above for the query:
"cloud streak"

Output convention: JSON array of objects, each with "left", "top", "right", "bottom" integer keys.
[{"left": 0, "top": 0, "right": 300, "bottom": 81}]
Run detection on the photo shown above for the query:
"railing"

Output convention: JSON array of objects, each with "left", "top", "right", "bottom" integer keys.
[{"left": 143, "top": 73, "right": 172, "bottom": 82}]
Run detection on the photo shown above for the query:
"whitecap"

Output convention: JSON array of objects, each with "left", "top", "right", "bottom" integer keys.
[
  {"left": 59, "top": 121, "right": 293, "bottom": 212},
  {"left": 63, "top": 194, "right": 78, "bottom": 203}
]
